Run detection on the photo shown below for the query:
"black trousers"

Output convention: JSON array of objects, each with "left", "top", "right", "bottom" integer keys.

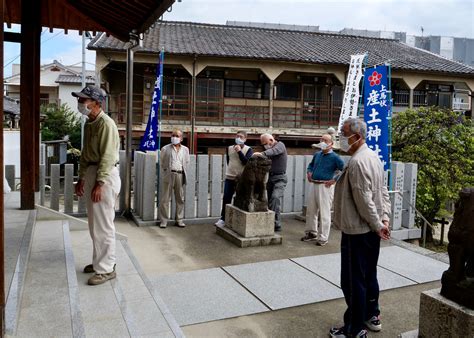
[
  {"left": 340, "top": 231, "right": 381, "bottom": 335},
  {"left": 220, "top": 179, "right": 237, "bottom": 221}
]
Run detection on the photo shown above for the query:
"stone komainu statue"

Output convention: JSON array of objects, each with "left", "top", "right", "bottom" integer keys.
[
  {"left": 441, "top": 187, "right": 474, "bottom": 309},
  {"left": 233, "top": 156, "right": 272, "bottom": 212}
]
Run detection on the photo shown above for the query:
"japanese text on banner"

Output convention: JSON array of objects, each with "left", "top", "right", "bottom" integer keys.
[
  {"left": 363, "top": 65, "right": 391, "bottom": 171},
  {"left": 139, "top": 51, "right": 164, "bottom": 151},
  {"left": 338, "top": 54, "right": 366, "bottom": 133}
]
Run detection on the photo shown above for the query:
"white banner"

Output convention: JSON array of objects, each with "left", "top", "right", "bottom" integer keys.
[{"left": 338, "top": 54, "right": 366, "bottom": 132}]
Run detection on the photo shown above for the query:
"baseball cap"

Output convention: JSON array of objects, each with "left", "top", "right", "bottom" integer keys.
[{"left": 72, "top": 86, "right": 106, "bottom": 102}]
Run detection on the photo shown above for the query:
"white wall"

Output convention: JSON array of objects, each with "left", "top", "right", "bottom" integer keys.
[
  {"left": 440, "top": 36, "right": 454, "bottom": 60},
  {"left": 4, "top": 130, "right": 21, "bottom": 177},
  {"left": 58, "top": 83, "right": 83, "bottom": 116}
]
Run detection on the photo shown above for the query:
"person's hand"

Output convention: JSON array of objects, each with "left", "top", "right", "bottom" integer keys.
[
  {"left": 234, "top": 145, "right": 242, "bottom": 152},
  {"left": 75, "top": 179, "right": 84, "bottom": 197},
  {"left": 307, "top": 172, "right": 313, "bottom": 182},
  {"left": 325, "top": 179, "right": 336, "bottom": 187},
  {"left": 377, "top": 222, "right": 391, "bottom": 240},
  {"left": 91, "top": 182, "right": 103, "bottom": 203},
  {"left": 253, "top": 152, "right": 261, "bottom": 157}
]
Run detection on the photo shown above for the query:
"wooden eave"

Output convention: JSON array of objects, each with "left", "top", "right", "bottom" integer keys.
[{"left": 4, "top": 0, "right": 175, "bottom": 41}]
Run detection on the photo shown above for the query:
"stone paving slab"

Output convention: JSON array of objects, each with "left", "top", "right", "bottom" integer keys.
[
  {"left": 378, "top": 246, "right": 448, "bottom": 283},
  {"left": 223, "top": 259, "right": 343, "bottom": 310},
  {"left": 152, "top": 268, "right": 269, "bottom": 326},
  {"left": 292, "top": 252, "right": 417, "bottom": 290},
  {"left": 71, "top": 230, "right": 181, "bottom": 337}
]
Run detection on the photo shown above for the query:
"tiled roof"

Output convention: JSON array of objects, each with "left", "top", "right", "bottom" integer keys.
[
  {"left": 4, "top": 97, "right": 20, "bottom": 115},
  {"left": 56, "top": 74, "right": 95, "bottom": 84},
  {"left": 89, "top": 21, "right": 474, "bottom": 76}
]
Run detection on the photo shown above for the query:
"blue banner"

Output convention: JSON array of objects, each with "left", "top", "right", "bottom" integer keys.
[
  {"left": 363, "top": 65, "right": 391, "bottom": 171},
  {"left": 139, "top": 51, "right": 164, "bottom": 151}
]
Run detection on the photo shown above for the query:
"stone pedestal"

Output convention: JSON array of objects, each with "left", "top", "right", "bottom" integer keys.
[
  {"left": 216, "top": 205, "right": 282, "bottom": 247},
  {"left": 419, "top": 288, "right": 474, "bottom": 337}
]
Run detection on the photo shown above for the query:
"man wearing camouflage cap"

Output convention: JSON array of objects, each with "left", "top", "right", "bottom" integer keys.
[{"left": 73, "top": 85, "right": 121, "bottom": 286}]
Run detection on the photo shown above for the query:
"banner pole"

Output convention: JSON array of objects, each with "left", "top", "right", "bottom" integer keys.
[
  {"left": 357, "top": 53, "right": 369, "bottom": 119},
  {"left": 157, "top": 49, "right": 164, "bottom": 210},
  {"left": 387, "top": 63, "right": 393, "bottom": 190}
]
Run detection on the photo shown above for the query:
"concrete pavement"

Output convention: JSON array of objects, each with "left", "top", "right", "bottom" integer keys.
[{"left": 116, "top": 216, "right": 443, "bottom": 337}]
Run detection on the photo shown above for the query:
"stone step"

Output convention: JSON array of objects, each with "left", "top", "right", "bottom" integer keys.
[
  {"left": 4, "top": 209, "right": 36, "bottom": 336},
  {"left": 14, "top": 220, "right": 75, "bottom": 337},
  {"left": 70, "top": 230, "right": 183, "bottom": 337},
  {"left": 12, "top": 209, "right": 184, "bottom": 337}
]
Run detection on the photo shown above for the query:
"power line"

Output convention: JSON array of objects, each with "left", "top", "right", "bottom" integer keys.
[{"left": 4, "top": 31, "right": 63, "bottom": 69}]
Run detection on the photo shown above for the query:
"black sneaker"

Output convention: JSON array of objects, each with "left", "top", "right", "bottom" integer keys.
[
  {"left": 83, "top": 263, "right": 115, "bottom": 274},
  {"left": 83, "top": 264, "right": 95, "bottom": 273},
  {"left": 329, "top": 327, "right": 368, "bottom": 338},
  {"left": 274, "top": 227, "right": 282, "bottom": 232},
  {"left": 301, "top": 232, "right": 318, "bottom": 242},
  {"left": 364, "top": 315, "right": 381, "bottom": 332}
]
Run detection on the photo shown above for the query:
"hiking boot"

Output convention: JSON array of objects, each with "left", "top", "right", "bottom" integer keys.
[
  {"left": 301, "top": 232, "right": 318, "bottom": 242},
  {"left": 215, "top": 219, "right": 225, "bottom": 227},
  {"left": 83, "top": 264, "right": 95, "bottom": 273},
  {"left": 316, "top": 239, "right": 328, "bottom": 246},
  {"left": 88, "top": 271, "right": 116, "bottom": 285},
  {"left": 329, "top": 326, "right": 367, "bottom": 338},
  {"left": 365, "top": 315, "right": 382, "bottom": 332},
  {"left": 274, "top": 226, "right": 282, "bottom": 232}
]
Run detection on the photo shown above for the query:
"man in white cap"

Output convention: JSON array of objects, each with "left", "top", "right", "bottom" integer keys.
[
  {"left": 73, "top": 85, "right": 121, "bottom": 286},
  {"left": 303, "top": 133, "right": 344, "bottom": 246}
]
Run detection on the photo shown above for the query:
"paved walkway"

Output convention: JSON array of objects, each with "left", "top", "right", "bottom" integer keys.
[
  {"left": 151, "top": 246, "right": 447, "bottom": 326},
  {"left": 3, "top": 194, "right": 450, "bottom": 337}
]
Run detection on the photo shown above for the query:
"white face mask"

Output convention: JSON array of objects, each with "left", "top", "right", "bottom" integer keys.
[
  {"left": 319, "top": 142, "right": 329, "bottom": 150},
  {"left": 340, "top": 135, "right": 357, "bottom": 152},
  {"left": 78, "top": 102, "right": 92, "bottom": 116},
  {"left": 263, "top": 144, "right": 271, "bottom": 150},
  {"left": 171, "top": 137, "right": 181, "bottom": 145},
  {"left": 235, "top": 137, "right": 245, "bottom": 145}
]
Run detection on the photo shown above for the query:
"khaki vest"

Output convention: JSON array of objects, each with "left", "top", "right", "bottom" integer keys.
[{"left": 226, "top": 145, "right": 250, "bottom": 179}]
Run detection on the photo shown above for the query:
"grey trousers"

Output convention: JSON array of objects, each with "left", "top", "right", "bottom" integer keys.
[
  {"left": 267, "top": 174, "right": 287, "bottom": 229},
  {"left": 159, "top": 172, "right": 185, "bottom": 226}
]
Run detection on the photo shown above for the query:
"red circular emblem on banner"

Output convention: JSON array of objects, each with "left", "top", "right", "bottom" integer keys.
[{"left": 368, "top": 71, "right": 382, "bottom": 86}]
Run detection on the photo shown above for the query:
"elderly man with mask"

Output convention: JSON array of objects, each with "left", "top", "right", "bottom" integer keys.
[
  {"left": 329, "top": 117, "right": 391, "bottom": 338},
  {"left": 215, "top": 130, "right": 253, "bottom": 227},
  {"left": 303, "top": 133, "right": 344, "bottom": 246},
  {"left": 159, "top": 129, "right": 190, "bottom": 228},
  {"left": 73, "top": 86, "right": 121, "bottom": 286},
  {"left": 254, "top": 133, "right": 288, "bottom": 232}
]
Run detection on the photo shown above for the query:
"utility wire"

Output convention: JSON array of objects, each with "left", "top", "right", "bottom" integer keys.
[{"left": 4, "top": 31, "right": 63, "bottom": 70}]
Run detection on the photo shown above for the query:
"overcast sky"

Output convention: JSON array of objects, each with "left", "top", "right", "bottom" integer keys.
[{"left": 4, "top": 0, "right": 473, "bottom": 77}]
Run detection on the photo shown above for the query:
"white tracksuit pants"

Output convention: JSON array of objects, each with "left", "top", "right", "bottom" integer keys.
[
  {"left": 84, "top": 166, "right": 121, "bottom": 274},
  {"left": 305, "top": 183, "right": 334, "bottom": 242}
]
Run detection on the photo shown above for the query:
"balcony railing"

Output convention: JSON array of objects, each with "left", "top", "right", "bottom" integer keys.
[
  {"left": 40, "top": 98, "right": 60, "bottom": 107},
  {"left": 413, "top": 91, "right": 427, "bottom": 107},
  {"left": 393, "top": 90, "right": 409, "bottom": 107},
  {"left": 453, "top": 101, "right": 470, "bottom": 111},
  {"left": 110, "top": 93, "right": 345, "bottom": 129}
]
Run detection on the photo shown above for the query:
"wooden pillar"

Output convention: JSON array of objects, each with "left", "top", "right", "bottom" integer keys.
[
  {"left": 0, "top": 0, "right": 5, "bottom": 332},
  {"left": 20, "top": 0, "right": 41, "bottom": 209},
  {"left": 34, "top": 31, "right": 40, "bottom": 192},
  {"left": 269, "top": 79, "right": 274, "bottom": 128}
]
